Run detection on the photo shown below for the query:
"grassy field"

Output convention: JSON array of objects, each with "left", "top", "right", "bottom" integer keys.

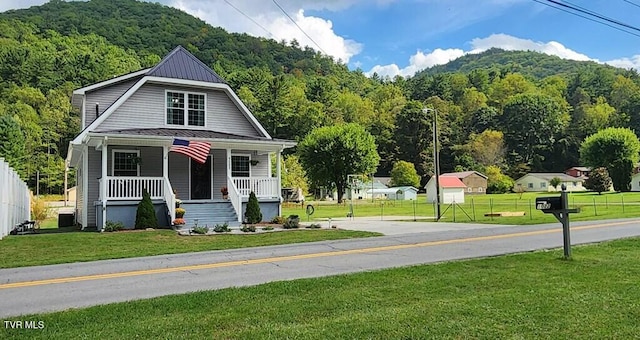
[
  {"left": 3, "top": 237, "right": 638, "bottom": 339},
  {"left": 284, "top": 191, "right": 640, "bottom": 224},
  {"left": 0, "top": 229, "right": 379, "bottom": 269}
]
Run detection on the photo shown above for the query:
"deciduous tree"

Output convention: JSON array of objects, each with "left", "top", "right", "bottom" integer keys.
[{"left": 298, "top": 123, "right": 379, "bottom": 203}]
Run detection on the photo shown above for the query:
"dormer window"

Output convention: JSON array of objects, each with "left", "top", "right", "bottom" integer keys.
[{"left": 166, "top": 91, "right": 205, "bottom": 126}]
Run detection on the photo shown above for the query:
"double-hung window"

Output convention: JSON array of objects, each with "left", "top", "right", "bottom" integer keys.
[
  {"left": 112, "top": 150, "right": 140, "bottom": 177},
  {"left": 166, "top": 91, "right": 205, "bottom": 127},
  {"left": 231, "top": 155, "right": 250, "bottom": 177}
]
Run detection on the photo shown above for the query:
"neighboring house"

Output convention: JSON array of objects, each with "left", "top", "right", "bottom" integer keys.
[
  {"left": 441, "top": 171, "right": 488, "bottom": 194},
  {"left": 565, "top": 167, "right": 591, "bottom": 179},
  {"left": 514, "top": 173, "right": 586, "bottom": 192},
  {"left": 65, "top": 46, "right": 295, "bottom": 230},
  {"left": 630, "top": 173, "right": 640, "bottom": 192},
  {"left": 425, "top": 176, "right": 466, "bottom": 204},
  {"left": 365, "top": 186, "right": 418, "bottom": 200}
]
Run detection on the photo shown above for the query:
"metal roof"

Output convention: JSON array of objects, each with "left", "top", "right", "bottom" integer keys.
[
  {"left": 441, "top": 171, "right": 488, "bottom": 179},
  {"left": 146, "top": 46, "right": 226, "bottom": 84}
]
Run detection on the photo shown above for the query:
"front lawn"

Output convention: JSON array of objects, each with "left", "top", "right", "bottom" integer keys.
[
  {"left": 0, "top": 229, "right": 379, "bottom": 269},
  {"left": 3, "top": 238, "right": 639, "bottom": 339}
]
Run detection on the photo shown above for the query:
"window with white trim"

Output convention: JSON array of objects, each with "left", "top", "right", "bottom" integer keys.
[
  {"left": 231, "top": 155, "right": 250, "bottom": 177},
  {"left": 467, "top": 187, "right": 472, "bottom": 192},
  {"left": 166, "top": 91, "right": 205, "bottom": 126},
  {"left": 112, "top": 150, "right": 140, "bottom": 177},
  {"left": 478, "top": 187, "right": 483, "bottom": 192}
]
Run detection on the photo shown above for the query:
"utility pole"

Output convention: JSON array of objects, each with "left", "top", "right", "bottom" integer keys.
[{"left": 424, "top": 107, "right": 441, "bottom": 221}]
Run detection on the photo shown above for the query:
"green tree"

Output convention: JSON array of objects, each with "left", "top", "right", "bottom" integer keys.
[
  {"left": 0, "top": 115, "right": 27, "bottom": 178},
  {"left": 464, "top": 129, "right": 505, "bottom": 168},
  {"left": 549, "top": 177, "right": 562, "bottom": 190},
  {"left": 280, "top": 155, "right": 309, "bottom": 195},
  {"left": 389, "top": 161, "right": 420, "bottom": 188},
  {"left": 485, "top": 165, "right": 514, "bottom": 194},
  {"left": 135, "top": 190, "right": 158, "bottom": 229},
  {"left": 580, "top": 127, "right": 640, "bottom": 192},
  {"left": 394, "top": 101, "right": 433, "bottom": 179},
  {"left": 244, "top": 191, "right": 262, "bottom": 224},
  {"left": 501, "top": 93, "right": 569, "bottom": 169},
  {"left": 298, "top": 123, "right": 380, "bottom": 203},
  {"left": 584, "top": 167, "right": 612, "bottom": 194}
]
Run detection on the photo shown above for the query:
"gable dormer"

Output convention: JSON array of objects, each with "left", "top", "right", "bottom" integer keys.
[{"left": 72, "top": 46, "right": 270, "bottom": 141}]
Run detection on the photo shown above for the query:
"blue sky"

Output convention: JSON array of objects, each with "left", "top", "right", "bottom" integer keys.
[{"left": 3, "top": 0, "right": 640, "bottom": 77}]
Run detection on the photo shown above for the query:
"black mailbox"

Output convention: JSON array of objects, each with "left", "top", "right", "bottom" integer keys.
[{"left": 535, "top": 196, "right": 563, "bottom": 211}]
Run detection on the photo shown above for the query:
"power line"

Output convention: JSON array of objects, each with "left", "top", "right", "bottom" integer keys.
[
  {"left": 548, "top": 0, "right": 640, "bottom": 33},
  {"left": 222, "top": 0, "right": 275, "bottom": 38},
  {"left": 533, "top": 0, "right": 640, "bottom": 38},
  {"left": 623, "top": 0, "right": 640, "bottom": 9},
  {"left": 271, "top": 0, "right": 328, "bottom": 55}
]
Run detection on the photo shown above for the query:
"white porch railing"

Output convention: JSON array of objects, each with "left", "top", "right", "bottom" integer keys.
[
  {"left": 227, "top": 175, "right": 242, "bottom": 223},
  {"left": 101, "top": 176, "right": 165, "bottom": 200},
  {"left": 232, "top": 177, "right": 279, "bottom": 198},
  {"left": 164, "top": 178, "right": 176, "bottom": 223}
]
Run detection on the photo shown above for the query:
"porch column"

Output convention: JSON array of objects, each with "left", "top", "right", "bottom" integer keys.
[
  {"left": 162, "top": 145, "right": 169, "bottom": 179},
  {"left": 100, "top": 137, "right": 108, "bottom": 231},
  {"left": 276, "top": 147, "right": 282, "bottom": 216}
]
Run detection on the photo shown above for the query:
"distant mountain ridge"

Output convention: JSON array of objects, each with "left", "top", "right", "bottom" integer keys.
[{"left": 415, "top": 48, "right": 623, "bottom": 80}]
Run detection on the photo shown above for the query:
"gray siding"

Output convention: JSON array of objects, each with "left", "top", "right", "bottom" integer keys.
[
  {"left": 95, "top": 84, "right": 262, "bottom": 137},
  {"left": 84, "top": 79, "right": 138, "bottom": 129},
  {"left": 87, "top": 149, "right": 101, "bottom": 227},
  {"left": 212, "top": 149, "right": 226, "bottom": 200},
  {"left": 168, "top": 153, "right": 190, "bottom": 200}
]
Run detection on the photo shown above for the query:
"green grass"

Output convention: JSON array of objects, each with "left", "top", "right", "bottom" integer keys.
[
  {"left": 0, "top": 229, "right": 379, "bottom": 269},
  {"left": 286, "top": 191, "right": 640, "bottom": 224},
  {"left": 3, "top": 238, "right": 639, "bottom": 339}
]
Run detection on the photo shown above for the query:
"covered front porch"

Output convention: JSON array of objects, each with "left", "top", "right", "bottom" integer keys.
[{"left": 73, "top": 132, "right": 291, "bottom": 228}]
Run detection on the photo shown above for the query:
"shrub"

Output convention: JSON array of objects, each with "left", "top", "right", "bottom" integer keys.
[
  {"left": 175, "top": 208, "right": 186, "bottom": 218},
  {"left": 262, "top": 226, "right": 274, "bottom": 231},
  {"left": 271, "top": 215, "right": 286, "bottom": 224},
  {"left": 104, "top": 220, "right": 125, "bottom": 232},
  {"left": 241, "top": 225, "right": 256, "bottom": 232},
  {"left": 305, "top": 223, "right": 322, "bottom": 229},
  {"left": 244, "top": 191, "right": 262, "bottom": 224},
  {"left": 30, "top": 195, "right": 49, "bottom": 228},
  {"left": 135, "top": 190, "right": 158, "bottom": 229},
  {"left": 213, "top": 223, "right": 230, "bottom": 233},
  {"left": 192, "top": 225, "right": 209, "bottom": 234},
  {"left": 283, "top": 215, "right": 300, "bottom": 229}
]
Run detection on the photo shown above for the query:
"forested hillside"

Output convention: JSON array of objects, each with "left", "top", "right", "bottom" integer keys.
[{"left": 1, "top": 0, "right": 639, "bottom": 195}]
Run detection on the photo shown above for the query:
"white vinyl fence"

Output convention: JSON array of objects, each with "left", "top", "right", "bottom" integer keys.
[{"left": 0, "top": 158, "right": 30, "bottom": 239}]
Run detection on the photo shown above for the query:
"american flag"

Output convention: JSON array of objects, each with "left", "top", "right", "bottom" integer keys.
[{"left": 170, "top": 139, "right": 211, "bottom": 164}]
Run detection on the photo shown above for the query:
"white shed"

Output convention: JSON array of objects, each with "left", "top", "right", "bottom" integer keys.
[
  {"left": 631, "top": 173, "right": 640, "bottom": 192},
  {"left": 425, "top": 176, "right": 466, "bottom": 204}
]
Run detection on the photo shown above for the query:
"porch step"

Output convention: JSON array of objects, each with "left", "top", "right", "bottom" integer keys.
[{"left": 180, "top": 201, "right": 239, "bottom": 228}]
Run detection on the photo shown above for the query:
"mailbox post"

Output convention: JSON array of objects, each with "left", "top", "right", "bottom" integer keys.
[{"left": 535, "top": 184, "right": 580, "bottom": 259}]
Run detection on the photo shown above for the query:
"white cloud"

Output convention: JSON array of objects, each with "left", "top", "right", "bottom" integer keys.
[
  {"left": 367, "top": 48, "right": 465, "bottom": 78},
  {"left": 169, "top": 0, "right": 362, "bottom": 62},
  {"left": 605, "top": 55, "right": 640, "bottom": 70}
]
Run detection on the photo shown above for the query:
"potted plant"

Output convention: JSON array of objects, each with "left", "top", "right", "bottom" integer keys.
[{"left": 221, "top": 186, "right": 229, "bottom": 199}]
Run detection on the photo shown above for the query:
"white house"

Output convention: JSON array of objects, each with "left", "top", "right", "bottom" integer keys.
[
  {"left": 425, "top": 176, "right": 466, "bottom": 204},
  {"left": 514, "top": 173, "right": 586, "bottom": 192},
  {"left": 65, "top": 46, "right": 296, "bottom": 230},
  {"left": 365, "top": 186, "right": 418, "bottom": 200}
]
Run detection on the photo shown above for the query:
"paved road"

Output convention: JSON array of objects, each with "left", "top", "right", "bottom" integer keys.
[{"left": 1, "top": 218, "right": 639, "bottom": 317}]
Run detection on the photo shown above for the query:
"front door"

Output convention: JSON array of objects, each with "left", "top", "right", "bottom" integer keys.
[{"left": 190, "top": 156, "right": 212, "bottom": 199}]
